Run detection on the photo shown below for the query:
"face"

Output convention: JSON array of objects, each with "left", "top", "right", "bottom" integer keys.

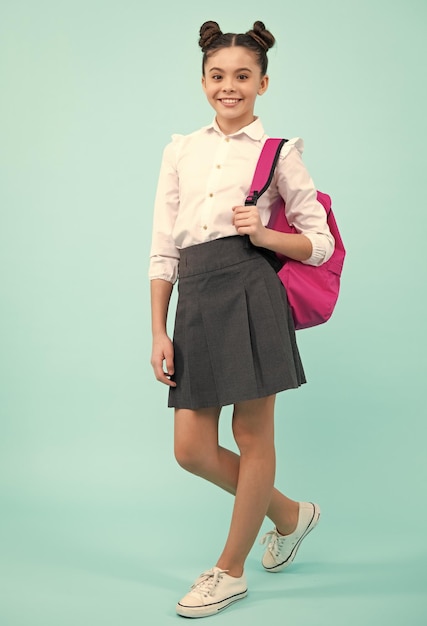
[{"left": 202, "top": 46, "right": 269, "bottom": 134}]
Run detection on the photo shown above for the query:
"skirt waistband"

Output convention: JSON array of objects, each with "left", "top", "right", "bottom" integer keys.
[{"left": 178, "top": 236, "right": 261, "bottom": 278}]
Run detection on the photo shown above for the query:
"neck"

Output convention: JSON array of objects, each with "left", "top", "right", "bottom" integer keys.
[{"left": 215, "top": 115, "right": 256, "bottom": 136}]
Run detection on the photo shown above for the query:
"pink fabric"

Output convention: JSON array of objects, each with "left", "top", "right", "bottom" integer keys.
[{"left": 247, "top": 138, "right": 345, "bottom": 329}]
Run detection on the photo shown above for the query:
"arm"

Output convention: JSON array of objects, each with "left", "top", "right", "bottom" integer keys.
[
  {"left": 149, "top": 138, "right": 182, "bottom": 387},
  {"left": 232, "top": 142, "right": 334, "bottom": 263},
  {"left": 150, "top": 278, "right": 176, "bottom": 387},
  {"left": 273, "top": 142, "right": 335, "bottom": 265},
  {"left": 233, "top": 140, "right": 334, "bottom": 264},
  {"left": 232, "top": 206, "right": 313, "bottom": 261}
]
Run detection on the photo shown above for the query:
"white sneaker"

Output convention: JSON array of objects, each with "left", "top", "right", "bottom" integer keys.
[
  {"left": 261, "top": 502, "right": 320, "bottom": 572},
  {"left": 176, "top": 566, "right": 248, "bottom": 618}
]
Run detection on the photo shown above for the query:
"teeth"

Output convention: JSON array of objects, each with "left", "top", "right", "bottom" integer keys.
[{"left": 221, "top": 99, "right": 239, "bottom": 104}]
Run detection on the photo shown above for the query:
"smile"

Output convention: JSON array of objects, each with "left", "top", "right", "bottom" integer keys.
[{"left": 219, "top": 98, "right": 241, "bottom": 106}]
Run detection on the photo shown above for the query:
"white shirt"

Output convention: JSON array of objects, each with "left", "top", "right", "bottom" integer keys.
[{"left": 149, "top": 118, "right": 335, "bottom": 284}]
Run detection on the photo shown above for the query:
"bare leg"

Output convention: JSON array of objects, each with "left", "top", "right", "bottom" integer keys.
[
  {"left": 214, "top": 396, "right": 275, "bottom": 576},
  {"left": 216, "top": 447, "right": 298, "bottom": 535},
  {"left": 174, "top": 403, "right": 298, "bottom": 538}
]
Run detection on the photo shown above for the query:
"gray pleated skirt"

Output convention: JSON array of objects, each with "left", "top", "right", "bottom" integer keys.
[{"left": 168, "top": 236, "right": 306, "bottom": 410}]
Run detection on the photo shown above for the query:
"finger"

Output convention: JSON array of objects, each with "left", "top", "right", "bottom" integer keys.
[
  {"left": 155, "top": 365, "right": 177, "bottom": 387},
  {"left": 160, "top": 347, "right": 176, "bottom": 385},
  {"left": 233, "top": 205, "right": 250, "bottom": 214},
  {"left": 152, "top": 354, "right": 168, "bottom": 377},
  {"left": 162, "top": 354, "right": 177, "bottom": 386},
  {"left": 152, "top": 360, "right": 166, "bottom": 381},
  {"left": 161, "top": 372, "right": 177, "bottom": 387},
  {"left": 165, "top": 352, "right": 175, "bottom": 377}
]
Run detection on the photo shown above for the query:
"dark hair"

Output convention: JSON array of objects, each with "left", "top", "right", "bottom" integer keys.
[{"left": 199, "top": 20, "right": 275, "bottom": 76}]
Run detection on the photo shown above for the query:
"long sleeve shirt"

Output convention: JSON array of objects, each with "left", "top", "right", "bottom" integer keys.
[{"left": 149, "top": 117, "right": 335, "bottom": 284}]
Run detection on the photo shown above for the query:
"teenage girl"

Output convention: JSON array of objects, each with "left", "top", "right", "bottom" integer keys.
[{"left": 149, "top": 20, "right": 334, "bottom": 619}]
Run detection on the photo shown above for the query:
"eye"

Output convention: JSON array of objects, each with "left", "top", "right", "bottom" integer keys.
[
  {"left": 212, "top": 74, "right": 222, "bottom": 80},
  {"left": 237, "top": 74, "right": 249, "bottom": 80}
]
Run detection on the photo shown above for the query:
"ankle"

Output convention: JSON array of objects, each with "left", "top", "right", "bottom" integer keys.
[
  {"left": 215, "top": 562, "right": 244, "bottom": 578},
  {"left": 275, "top": 502, "right": 299, "bottom": 536}
]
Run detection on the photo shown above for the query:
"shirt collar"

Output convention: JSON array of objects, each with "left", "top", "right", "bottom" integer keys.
[{"left": 204, "top": 117, "right": 265, "bottom": 140}]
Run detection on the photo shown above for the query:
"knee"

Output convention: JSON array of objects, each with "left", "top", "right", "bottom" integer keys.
[
  {"left": 232, "top": 418, "right": 274, "bottom": 457},
  {"left": 232, "top": 398, "right": 275, "bottom": 456},
  {"left": 174, "top": 441, "right": 207, "bottom": 475},
  {"left": 232, "top": 424, "right": 257, "bottom": 456}
]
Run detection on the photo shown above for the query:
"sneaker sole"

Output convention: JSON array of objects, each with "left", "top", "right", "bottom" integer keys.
[
  {"left": 176, "top": 589, "right": 248, "bottom": 618},
  {"left": 263, "top": 502, "right": 321, "bottom": 573}
]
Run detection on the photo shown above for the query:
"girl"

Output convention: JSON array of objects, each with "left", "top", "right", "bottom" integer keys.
[{"left": 149, "top": 20, "right": 334, "bottom": 618}]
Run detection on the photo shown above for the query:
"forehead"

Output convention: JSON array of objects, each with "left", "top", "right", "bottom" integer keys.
[{"left": 205, "top": 46, "right": 260, "bottom": 72}]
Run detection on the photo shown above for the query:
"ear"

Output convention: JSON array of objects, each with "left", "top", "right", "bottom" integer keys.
[
  {"left": 258, "top": 74, "right": 269, "bottom": 96},
  {"left": 201, "top": 75, "right": 207, "bottom": 93}
]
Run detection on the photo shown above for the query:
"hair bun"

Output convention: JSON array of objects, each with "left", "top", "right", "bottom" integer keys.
[
  {"left": 246, "top": 20, "right": 275, "bottom": 51},
  {"left": 199, "top": 21, "right": 223, "bottom": 52}
]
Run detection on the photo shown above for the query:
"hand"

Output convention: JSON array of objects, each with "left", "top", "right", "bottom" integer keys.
[
  {"left": 232, "top": 205, "right": 266, "bottom": 247},
  {"left": 151, "top": 333, "right": 177, "bottom": 387}
]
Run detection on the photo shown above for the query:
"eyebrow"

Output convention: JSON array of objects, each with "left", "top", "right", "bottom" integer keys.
[{"left": 208, "top": 67, "right": 253, "bottom": 73}]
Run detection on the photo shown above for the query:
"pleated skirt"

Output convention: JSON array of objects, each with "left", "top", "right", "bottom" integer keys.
[{"left": 168, "top": 236, "right": 306, "bottom": 410}]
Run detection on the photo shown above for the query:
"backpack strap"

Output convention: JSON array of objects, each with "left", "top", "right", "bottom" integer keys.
[{"left": 245, "top": 138, "right": 288, "bottom": 206}]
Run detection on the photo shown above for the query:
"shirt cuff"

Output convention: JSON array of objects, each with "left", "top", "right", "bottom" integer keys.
[
  {"left": 302, "top": 233, "right": 335, "bottom": 267},
  {"left": 148, "top": 257, "right": 179, "bottom": 284}
]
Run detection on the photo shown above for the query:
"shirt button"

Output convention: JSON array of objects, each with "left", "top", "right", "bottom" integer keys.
[
  {"left": 203, "top": 225, "right": 208, "bottom": 230},
  {"left": 216, "top": 164, "right": 221, "bottom": 169},
  {"left": 209, "top": 193, "right": 213, "bottom": 197},
  {"left": 225, "top": 137, "right": 230, "bottom": 142}
]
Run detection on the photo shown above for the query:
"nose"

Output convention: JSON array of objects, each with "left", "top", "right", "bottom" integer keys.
[{"left": 222, "top": 79, "right": 235, "bottom": 92}]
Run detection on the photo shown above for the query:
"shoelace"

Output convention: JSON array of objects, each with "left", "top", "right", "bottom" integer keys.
[
  {"left": 260, "top": 530, "right": 280, "bottom": 555},
  {"left": 191, "top": 568, "right": 227, "bottom": 597},
  {"left": 260, "top": 529, "right": 296, "bottom": 557}
]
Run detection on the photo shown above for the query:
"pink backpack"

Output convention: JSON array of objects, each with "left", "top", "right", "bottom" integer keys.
[{"left": 245, "top": 138, "right": 345, "bottom": 330}]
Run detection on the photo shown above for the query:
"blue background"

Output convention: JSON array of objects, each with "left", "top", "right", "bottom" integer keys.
[{"left": 1, "top": 0, "right": 426, "bottom": 624}]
